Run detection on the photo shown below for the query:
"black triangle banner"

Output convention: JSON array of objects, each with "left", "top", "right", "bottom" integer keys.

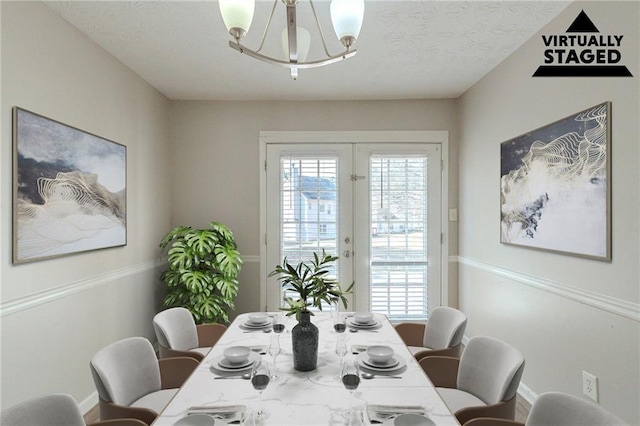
[{"left": 566, "top": 10, "right": 600, "bottom": 33}]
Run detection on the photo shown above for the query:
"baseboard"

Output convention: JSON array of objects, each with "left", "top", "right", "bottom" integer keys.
[
  {"left": 517, "top": 381, "right": 538, "bottom": 405},
  {"left": 78, "top": 390, "right": 98, "bottom": 415}
]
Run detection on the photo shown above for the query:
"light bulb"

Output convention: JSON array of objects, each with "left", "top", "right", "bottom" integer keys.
[
  {"left": 330, "top": 0, "right": 364, "bottom": 47},
  {"left": 219, "top": 0, "right": 255, "bottom": 39}
]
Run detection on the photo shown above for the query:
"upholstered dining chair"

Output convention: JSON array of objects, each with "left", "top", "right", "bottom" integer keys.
[
  {"left": 0, "top": 393, "right": 146, "bottom": 426},
  {"left": 463, "top": 391, "right": 629, "bottom": 426},
  {"left": 419, "top": 335, "right": 525, "bottom": 425},
  {"left": 395, "top": 306, "right": 467, "bottom": 361},
  {"left": 90, "top": 336, "right": 198, "bottom": 425},
  {"left": 153, "top": 307, "right": 227, "bottom": 362}
]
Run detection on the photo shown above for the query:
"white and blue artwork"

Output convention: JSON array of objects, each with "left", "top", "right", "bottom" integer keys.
[
  {"left": 13, "top": 108, "right": 127, "bottom": 263},
  {"left": 500, "top": 102, "right": 610, "bottom": 260}
]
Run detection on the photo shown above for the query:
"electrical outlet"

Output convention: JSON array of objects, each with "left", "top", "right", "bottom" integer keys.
[{"left": 582, "top": 370, "right": 599, "bottom": 402}]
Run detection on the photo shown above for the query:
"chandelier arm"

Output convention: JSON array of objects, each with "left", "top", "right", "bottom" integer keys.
[
  {"left": 309, "top": 0, "right": 332, "bottom": 58},
  {"left": 229, "top": 41, "right": 356, "bottom": 69},
  {"left": 256, "top": 0, "right": 280, "bottom": 54},
  {"left": 286, "top": 2, "right": 298, "bottom": 62}
]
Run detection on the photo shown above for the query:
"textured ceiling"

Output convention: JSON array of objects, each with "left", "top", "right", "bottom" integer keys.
[{"left": 44, "top": 1, "right": 571, "bottom": 101}]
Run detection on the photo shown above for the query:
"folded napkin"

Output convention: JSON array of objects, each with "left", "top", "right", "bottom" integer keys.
[
  {"left": 187, "top": 405, "right": 246, "bottom": 423},
  {"left": 367, "top": 404, "right": 425, "bottom": 423},
  {"left": 249, "top": 345, "right": 268, "bottom": 354},
  {"left": 351, "top": 345, "right": 369, "bottom": 354}
]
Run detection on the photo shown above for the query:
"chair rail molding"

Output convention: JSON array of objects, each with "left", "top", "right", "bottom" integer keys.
[
  {"left": 456, "top": 256, "right": 640, "bottom": 322},
  {"left": 0, "top": 260, "right": 161, "bottom": 317}
]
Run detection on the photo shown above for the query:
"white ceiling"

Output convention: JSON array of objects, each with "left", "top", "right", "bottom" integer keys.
[{"left": 44, "top": 1, "right": 571, "bottom": 101}]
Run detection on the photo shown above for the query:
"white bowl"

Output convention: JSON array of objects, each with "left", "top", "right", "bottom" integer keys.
[
  {"left": 394, "top": 413, "right": 433, "bottom": 426},
  {"left": 353, "top": 312, "right": 374, "bottom": 324},
  {"left": 367, "top": 345, "right": 394, "bottom": 364},
  {"left": 248, "top": 312, "right": 268, "bottom": 324},
  {"left": 223, "top": 346, "right": 250, "bottom": 364}
]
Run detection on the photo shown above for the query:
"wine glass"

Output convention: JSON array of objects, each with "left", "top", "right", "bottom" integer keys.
[
  {"left": 272, "top": 312, "right": 285, "bottom": 334},
  {"left": 250, "top": 361, "right": 271, "bottom": 420},
  {"left": 268, "top": 332, "right": 282, "bottom": 381},
  {"left": 333, "top": 312, "right": 346, "bottom": 334},
  {"left": 341, "top": 360, "right": 361, "bottom": 426},
  {"left": 334, "top": 333, "right": 348, "bottom": 380}
]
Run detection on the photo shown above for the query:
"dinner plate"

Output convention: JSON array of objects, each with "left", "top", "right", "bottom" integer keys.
[
  {"left": 362, "top": 357, "right": 400, "bottom": 369},
  {"left": 211, "top": 353, "right": 260, "bottom": 372},
  {"left": 381, "top": 414, "right": 435, "bottom": 426},
  {"left": 239, "top": 322, "right": 271, "bottom": 331},
  {"left": 346, "top": 318, "right": 379, "bottom": 328},
  {"left": 357, "top": 353, "right": 406, "bottom": 372},
  {"left": 242, "top": 319, "right": 271, "bottom": 328},
  {"left": 174, "top": 413, "right": 219, "bottom": 426},
  {"left": 218, "top": 356, "right": 253, "bottom": 369}
]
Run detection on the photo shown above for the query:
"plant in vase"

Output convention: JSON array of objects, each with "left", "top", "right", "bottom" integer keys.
[
  {"left": 269, "top": 249, "right": 353, "bottom": 371},
  {"left": 159, "top": 222, "right": 242, "bottom": 325}
]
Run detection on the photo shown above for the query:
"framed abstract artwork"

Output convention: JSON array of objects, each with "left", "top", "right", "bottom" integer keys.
[
  {"left": 500, "top": 102, "right": 611, "bottom": 261},
  {"left": 12, "top": 107, "right": 127, "bottom": 263}
]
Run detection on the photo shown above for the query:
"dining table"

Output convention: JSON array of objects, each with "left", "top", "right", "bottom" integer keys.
[{"left": 152, "top": 312, "right": 460, "bottom": 426}]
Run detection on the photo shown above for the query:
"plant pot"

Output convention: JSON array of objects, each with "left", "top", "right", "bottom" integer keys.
[{"left": 291, "top": 310, "right": 318, "bottom": 371}]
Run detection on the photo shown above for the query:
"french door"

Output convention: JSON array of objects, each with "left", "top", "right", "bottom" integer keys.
[{"left": 262, "top": 132, "right": 445, "bottom": 321}]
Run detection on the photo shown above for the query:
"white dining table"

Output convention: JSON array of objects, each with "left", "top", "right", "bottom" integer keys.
[{"left": 152, "top": 312, "right": 460, "bottom": 426}]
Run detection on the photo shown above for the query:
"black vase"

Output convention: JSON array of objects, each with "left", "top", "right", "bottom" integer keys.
[{"left": 291, "top": 310, "right": 319, "bottom": 371}]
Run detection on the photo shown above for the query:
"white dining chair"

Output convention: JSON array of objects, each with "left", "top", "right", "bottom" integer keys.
[
  {"left": 420, "top": 335, "right": 525, "bottom": 425},
  {"left": 90, "top": 336, "right": 198, "bottom": 425},
  {"left": 395, "top": 306, "right": 467, "bottom": 360},
  {"left": 153, "top": 307, "right": 227, "bottom": 362},
  {"left": 0, "top": 393, "right": 146, "bottom": 426},
  {"left": 463, "top": 391, "right": 629, "bottom": 426}
]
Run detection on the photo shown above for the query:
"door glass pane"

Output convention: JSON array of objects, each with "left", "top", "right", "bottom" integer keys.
[
  {"left": 279, "top": 155, "right": 339, "bottom": 307},
  {"left": 369, "top": 156, "right": 429, "bottom": 321}
]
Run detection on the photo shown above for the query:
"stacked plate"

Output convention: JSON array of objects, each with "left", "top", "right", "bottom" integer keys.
[
  {"left": 210, "top": 352, "right": 260, "bottom": 373},
  {"left": 346, "top": 316, "right": 381, "bottom": 330},
  {"left": 356, "top": 352, "right": 406, "bottom": 374},
  {"left": 239, "top": 315, "right": 272, "bottom": 331}
]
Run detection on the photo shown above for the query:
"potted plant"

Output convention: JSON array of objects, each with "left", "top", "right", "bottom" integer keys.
[
  {"left": 159, "top": 222, "right": 242, "bottom": 325},
  {"left": 269, "top": 249, "right": 353, "bottom": 371}
]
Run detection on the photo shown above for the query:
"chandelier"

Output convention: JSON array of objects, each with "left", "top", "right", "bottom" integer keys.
[{"left": 218, "top": 0, "right": 365, "bottom": 79}]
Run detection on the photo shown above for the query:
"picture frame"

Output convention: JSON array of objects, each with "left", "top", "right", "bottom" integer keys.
[
  {"left": 500, "top": 102, "right": 611, "bottom": 261},
  {"left": 12, "top": 107, "right": 127, "bottom": 263}
]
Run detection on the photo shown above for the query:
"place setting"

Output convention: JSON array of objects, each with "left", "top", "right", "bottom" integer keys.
[
  {"left": 173, "top": 405, "right": 247, "bottom": 425},
  {"left": 356, "top": 345, "right": 407, "bottom": 377},
  {"left": 367, "top": 407, "right": 433, "bottom": 425},
  {"left": 346, "top": 312, "right": 382, "bottom": 331},
  {"left": 239, "top": 312, "right": 273, "bottom": 332},
  {"left": 210, "top": 346, "right": 261, "bottom": 378}
]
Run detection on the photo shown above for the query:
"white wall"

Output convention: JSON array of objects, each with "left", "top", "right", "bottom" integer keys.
[
  {"left": 457, "top": 1, "right": 639, "bottom": 423},
  {"left": 169, "top": 100, "right": 460, "bottom": 315},
  {"left": 0, "top": 2, "right": 171, "bottom": 411}
]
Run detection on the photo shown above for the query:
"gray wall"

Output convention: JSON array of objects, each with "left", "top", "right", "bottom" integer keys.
[
  {"left": 168, "top": 100, "right": 460, "bottom": 315},
  {"left": 0, "top": 2, "right": 172, "bottom": 411},
  {"left": 1, "top": 1, "right": 638, "bottom": 423},
  {"left": 457, "top": 2, "right": 639, "bottom": 423}
]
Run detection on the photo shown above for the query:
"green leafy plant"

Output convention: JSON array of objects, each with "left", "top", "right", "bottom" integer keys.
[
  {"left": 268, "top": 249, "right": 353, "bottom": 318},
  {"left": 159, "top": 222, "right": 242, "bottom": 324}
]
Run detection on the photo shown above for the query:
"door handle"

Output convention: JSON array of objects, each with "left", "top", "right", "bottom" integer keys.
[{"left": 343, "top": 250, "right": 350, "bottom": 258}]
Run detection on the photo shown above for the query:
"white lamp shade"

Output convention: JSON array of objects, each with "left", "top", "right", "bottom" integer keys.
[
  {"left": 219, "top": 0, "right": 255, "bottom": 34},
  {"left": 330, "top": 0, "right": 364, "bottom": 41},
  {"left": 281, "top": 26, "right": 311, "bottom": 62}
]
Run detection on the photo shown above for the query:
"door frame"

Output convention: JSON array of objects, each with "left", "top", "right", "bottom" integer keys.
[{"left": 259, "top": 131, "right": 450, "bottom": 313}]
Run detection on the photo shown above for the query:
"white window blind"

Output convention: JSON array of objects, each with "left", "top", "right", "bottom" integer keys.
[
  {"left": 369, "top": 155, "right": 429, "bottom": 321},
  {"left": 280, "top": 155, "right": 340, "bottom": 308}
]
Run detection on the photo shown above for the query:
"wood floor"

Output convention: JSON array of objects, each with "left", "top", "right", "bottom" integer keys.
[{"left": 83, "top": 395, "right": 532, "bottom": 424}]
